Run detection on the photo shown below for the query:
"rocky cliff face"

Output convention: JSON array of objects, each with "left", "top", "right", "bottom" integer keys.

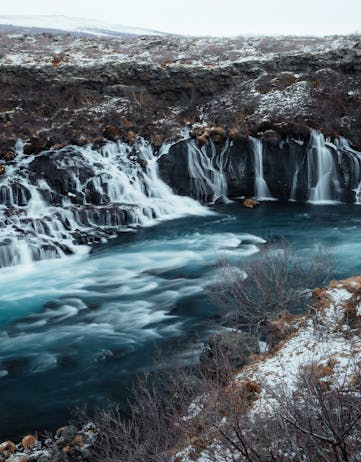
[
  {"left": 0, "top": 32, "right": 360, "bottom": 158},
  {"left": 158, "top": 130, "right": 361, "bottom": 203}
]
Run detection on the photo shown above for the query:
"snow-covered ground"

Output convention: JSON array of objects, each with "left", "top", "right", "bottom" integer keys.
[
  {"left": 176, "top": 276, "right": 361, "bottom": 461},
  {"left": 0, "top": 15, "right": 166, "bottom": 37},
  {"left": 0, "top": 29, "right": 358, "bottom": 68}
]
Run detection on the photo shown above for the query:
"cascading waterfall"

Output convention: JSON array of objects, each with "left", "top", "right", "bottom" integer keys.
[
  {"left": 307, "top": 131, "right": 341, "bottom": 203},
  {"left": 289, "top": 140, "right": 306, "bottom": 202},
  {"left": 0, "top": 138, "right": 207, "bottom": 269},
  {"left": 250, "top": 137, "right": 273, "bottom": 200},
  {"left": 2, "top": 130, "right": 361, "bottom": 270},
  {"left": 186, "top": 138, "right": 230, "bottom": 203}
]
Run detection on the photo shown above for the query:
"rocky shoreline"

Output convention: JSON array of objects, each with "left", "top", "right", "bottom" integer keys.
[{"left": 0, "top": 424, "right": 96, "bottom": 462}]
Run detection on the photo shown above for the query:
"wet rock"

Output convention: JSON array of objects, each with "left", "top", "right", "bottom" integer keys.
[
  {"left": 196, "top": 130, "right": 210, "bottom": 146},
  {"left": 126, "top": 130, "right": 136, "bottom": 145},
  {"left": 210, "top": 126, "right": 226, "bottom": 143},
  {"left": 228, "top": 126, "right": 249, "bottom": 141},
  {"left": 242, "top": 198, "right": 259, "bottom": 208},
  {"left": 21, "top": 435, "right": 37, "bottom": 451},
  {"left": 200, "top": 331, "right": 259, "bottom": 379},
  {"left": 261, "top": 129, "right": 281, "bottom": 146},
  {"left": 103, "top": 124, "right": 120, "bottom": 141},
  {"left": 214, "top": 194, "right": 228, "bottom": 204},
  {"left": 23, "top": 137, "right": 48, "bottom": 155},
  {"left": 189, "top": 125, "right": 207, "bottom": 138}
]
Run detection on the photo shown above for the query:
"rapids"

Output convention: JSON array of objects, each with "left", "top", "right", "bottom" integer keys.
[{"left": 1, "top": 202, "right": 361, "bottom": 438}]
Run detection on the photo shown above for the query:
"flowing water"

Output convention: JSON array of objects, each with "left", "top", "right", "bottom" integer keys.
[
  {"left": 250, "top": 137, "right": 274, "bottom": 200},
  {"left": 2, "top": 132, "right": 361, "bottom": 439},
  {"left": 1, "top": 202, "right": 361, "bottom": 439},
  {"left": 307, "top": 131, "right": 341, "bottom": 203},
  {"left": 186, "top": 138, "right": 230, "bottom": 202}
]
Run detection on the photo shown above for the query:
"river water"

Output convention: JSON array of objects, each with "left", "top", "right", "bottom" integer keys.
[{"left": 1, "top": 201, "right": 361, "bottom": 439}]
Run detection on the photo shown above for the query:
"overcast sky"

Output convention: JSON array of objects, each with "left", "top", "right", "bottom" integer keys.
[{"left": 1, "top": 0, "right": 360, "bottom": 36}]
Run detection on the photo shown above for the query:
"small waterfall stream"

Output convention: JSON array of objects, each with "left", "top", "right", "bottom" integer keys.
[
  {"left": 307, "top": 131, "right": 341, "bottom": 203},
  {"left": 2, "top": 130, "right": 361, "bottom": 270},
  {"left": 250, "top": 137, "right": 274, "bottom": 200},
  {"left": 186, "top": 138, "right": 230, "bottom": 203}
]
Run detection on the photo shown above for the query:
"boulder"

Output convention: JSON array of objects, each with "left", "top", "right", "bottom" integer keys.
[
  {"left": 1, "top": 151, "right": 14, "bottom": 161},
  {"left": 23, "top": 137, "right": 48, "bottom": 155},
  {"left": 200, "top": 331, "right": 259, "bottom": 380},
  {"left": 210, "top": 126, "right": 226, "bottom": 143},
  {"left": 138, "top": 158, "right": 148, "bottom": 169},
  {"left": 196, "top": 130, "right": 210, "bottom": 146},
  {"left": 242, "top": 198, "right": 259, "bottom": 208},
  {"left": 21, "top": 435, "right": 37, "bottom": 451}
]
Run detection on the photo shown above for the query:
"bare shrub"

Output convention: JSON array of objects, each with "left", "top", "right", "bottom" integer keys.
[
  {"left": 210, "top": 240, "right": 334, "bottom": 335},
  {"left": 206, "top": 364, "right": 361, "bottom": 462},
  {"left": 87, "top": 343, "right": 361, "bottom": 462},
  {"left": 88, "top": 365, "right": 210, "bottom": 462}
]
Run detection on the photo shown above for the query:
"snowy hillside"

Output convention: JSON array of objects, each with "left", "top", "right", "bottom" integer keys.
[
  {"left": 0, "top": 15, "right": 167, "bottom": 37},
  {"left": 176, "top": 276, "right": 361, "bottom": 461}
]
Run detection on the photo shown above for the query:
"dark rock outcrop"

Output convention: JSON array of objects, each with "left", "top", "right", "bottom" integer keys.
[{"left": 158, "top": 133, "right": 361, "bottom": 203}]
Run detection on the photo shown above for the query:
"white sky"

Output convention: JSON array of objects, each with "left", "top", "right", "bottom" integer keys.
[{"left": 1, "top": 0, "right": 360, "bottom": 36}]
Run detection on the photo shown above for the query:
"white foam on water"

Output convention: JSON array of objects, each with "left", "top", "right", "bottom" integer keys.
[{"left": 0, "top": 138, "right": 210, "bottom": 270}]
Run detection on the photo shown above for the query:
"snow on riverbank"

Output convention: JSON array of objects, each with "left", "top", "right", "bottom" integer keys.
[{"left": 176, "top": 276, "right": 361, "bottom": 461}]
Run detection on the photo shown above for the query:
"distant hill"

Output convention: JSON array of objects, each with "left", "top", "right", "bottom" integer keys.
[{"left": 0, "top": 14, "right": 167, "bottom": 37}]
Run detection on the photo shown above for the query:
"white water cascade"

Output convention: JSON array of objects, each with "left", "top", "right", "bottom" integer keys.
[
  {"left": 307, "top": 131, "right": 341, "bottom": 203},
  {"left": 186, "top": 138, "right": 231, "bottom": 203},
  {"left": 289, "top": 141, "right": 306, "bottom": 202},
  {"left": 250, "top": 137, "right": 274, "bottom": 200},
  {"left": 0, "top": 139, "right": 208, "bottom": 269}
]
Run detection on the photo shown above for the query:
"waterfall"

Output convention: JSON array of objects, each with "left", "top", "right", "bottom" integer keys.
[
  {"left": 0, "top": 139, "right": 208, "bottom": 269},
  {"left": 289, "top": 141, "right": 306, "bottom": 202},
  {"left": 307, "top": 131, "right": 341, "bottom": 203},
  {"left": 250, "top": 137, "right": 274, "bottom": 200},
  {"left": 186, "top": 139, "right": 230, "bottom": 203}
]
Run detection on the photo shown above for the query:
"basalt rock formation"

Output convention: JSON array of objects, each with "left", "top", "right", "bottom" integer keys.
[{"left": 158, "top": 130, "right": 361, "bottom": 203}]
